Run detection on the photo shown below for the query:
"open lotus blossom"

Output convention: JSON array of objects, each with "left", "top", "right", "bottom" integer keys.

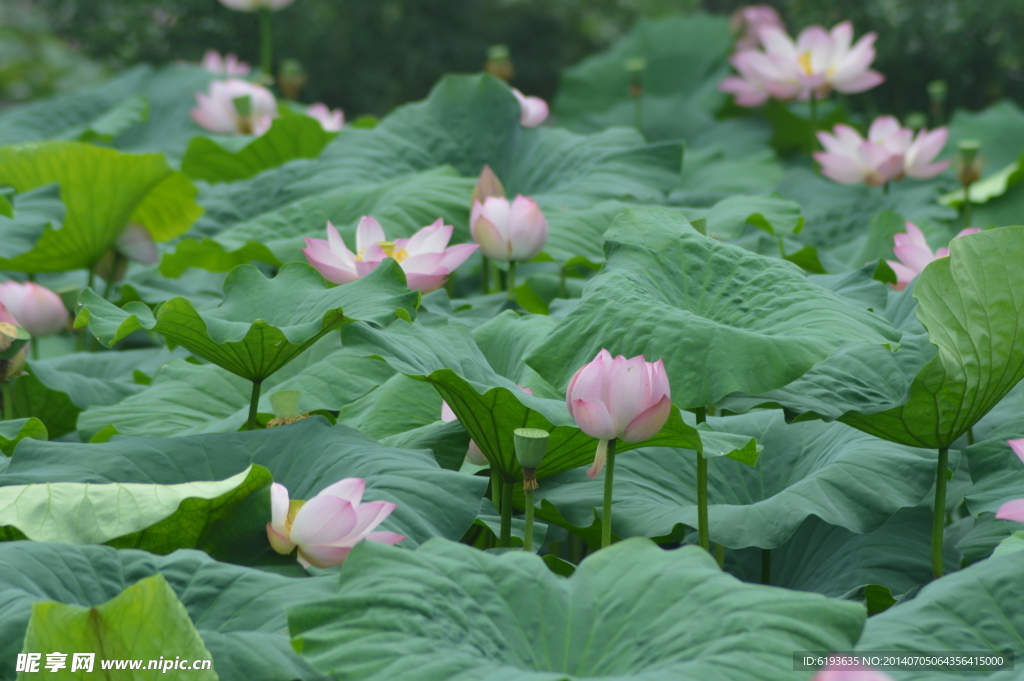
[
  {"left": 306, "top": 102, "right": 344, "bottom": 131},
  {"left": 442, "top": 385, "right": 533, "bottom": 466},
  {"left": 218, "top": 0, "right": 296, "bottom": 11},
  {"left": 813, "top": 665, "right": 895, "bottom": 681},
  {"left": 267, "top": 479, "right": 404, "bottom": 568},
  {"left": 730, "top": 5, "right": 785, "bottom": 52},
  {"left": 191, "top": 78, "right": 277, "bottom": 136},
  {"left": 0, "top": 282, "right": 68, "bottom": 337},
  {"left": 814, "top": 117, "right": 950, "bottom": 186},
  {"left": 886, "top": 222, "right": 980, "bottom": 290},
  {"left": 512, "top": 88, "right": 549, "bottom": 127},
  {"left": 720, "top": 21, "right": 883, "bottom": 106},
  {"left": 303, "top": 217, "right": 478, "bottom": 292},
  {"left": 566, "top": 349, "right": 672, "bottom": 478},
  {"left": 470, "top": 196, "right": 548, "bottom": 263},
  {"left": 201, "top": 49, "right": 251, "bottom": 76}
]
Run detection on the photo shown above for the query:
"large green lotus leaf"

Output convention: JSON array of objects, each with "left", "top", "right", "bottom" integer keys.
[
  {"left": 20, "top": 574, "right": 216, "bottom": 681},
  {"left": 162, "top": 168, "right": 474, "bottom": 276},
  {"left": 289, "top": 537, "right": 864, "bottom": 681},
  {"left": 688, "top": 193, "right": 804, "bottom": 240},
  {"left": 776, "top": 168, "right": 956, "bottom": 253},
  {"left": 526, "top": 208, "right": 901, "bottom": 409},
  {"left": 964, "top": 421, "right": 1024, "bottom": 516},
  {"left": 0, "top": 464, "right": 271, "bottom": 559},
  {"left": 945, "top": 100, "right": 1024, "bottom": 186},
  {"left": 671, "top": 143, "right": 784, "bottom": 205},
  {"left": 10, "top": 348, "right": 185, "bottom": 439},
  {"left": 181, "top": 114, "right": 338, "bottom": 184},
  {"left": 0, "top": 417, "right": 485, "bottom": 551},
  {"left": 0, "top": 142, "right": 202, "bottom": 272},
  {"left": 840, "top": 227, "right": 1024, "bottom": 448},
  {"left": 0, "top": 419, "right": 47, "bottom": 457},
  {"left": 338, "top": 319, "right": 755, "bottom": 483},
  {"left": 730, "top": 507, "right": 958, "bottom": 600},
  {"left": 0, "top": 542, "right": 332, "bottom": 681},
  {"left": 856, "top": 553, "right": 1024, "bottom": 680},
  {"left": 77, "top": 343, "right": 393, "bottom": 439},
  {"left": 337, "top": 373, "right": 445, "bottom": 439},
  {"left": 77, "top": 260, "right": 418, "bottom": 381},
  {"left": 554, "top": 14, "right": 731, "bottom": 143},
  {"left": 532, "top": 410, "right": 938, "bottom": 549},
  {"left": 0, "top": 184, "right": 66, "bottom": 262}
]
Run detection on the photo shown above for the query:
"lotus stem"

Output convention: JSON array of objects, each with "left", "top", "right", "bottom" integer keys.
[
  {"left": 932, "top": 447, "right": 949, "bottom": 579},
  {"left": 101, "top": 253, "right": 124, "bottom": 302},
  {"left": 962, "top": 181, "right": 973, "bottom": 227},
  {"left": 967, "top": 426, "right": 975, "bottom": 446},
  {"left": 2, "top": 380, "right": 12, "bottom": 420},
  {"left": 883, "top": 181, "right": 890, "bottom": 196},
  {"left": 247, "top": 379, "right": 263, "bottom": 430},
  {"left": 259, "top": 9, "right": 273, "bottom": 81},
  {"left": 761, "top": 548, "right": 771, "bottom": 585},
  {"left": 507, "top": 261, "right": 517, "bottom": 302},
  {"left": 482, "top": 256, "right": 491, "bottom": 295},
  {"left": 500, "top": 479, "right": 513, "bottom": 548},
  {"left": 696, "top": 406, "right": 709, "bottom": 552},
  {"left": 523, "top": 487, "right": 535, "bottom": 552},
  {"left": 601, "top": 437, "right": 618, "bottom": 548},
  {"left": 714, "top": 542, "right": 725, "bottom": 569}
]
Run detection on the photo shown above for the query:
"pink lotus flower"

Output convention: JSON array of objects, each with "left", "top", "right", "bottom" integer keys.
[
  {"left": 191, "top": 78, "right": 277, "bottom": 136},
  {"left": 0, "top": 282, "right": 68, "bottom": 337},
  {"left": 813, "top": 665, "right": 895, "bottom": 681},
  {"left": 730, "top": 5, "right": 785, "bottom": 52},
  {"left": 201, "top": 49, "right": 251, "bottom": 76},
  {"left": 218, "top": 0, "right": 296, "bottom": 11},
  {"left": 512, "top": 89, "right": 549, "bottom": 128},
  {"left": 566, "top": 349, "right": 672, "bottom": 478},
  {"left": 442, "top": 385, "right": 533, "bottom": 466},
  {"left": 720, "top": 21, "right": 883, "bottom": 107},
  {"left": 306, "top": 103, "right": 344, "bottom": 132},
  {"left": 267, "top": 479, "right": 404, "bottom": 568},
  {"left": 470, "top": 196, "right": 548, "bottom": 263},
  {"left": 886, "top": 222, "right": 981, "bottom": 290},
  {"left": 303, "top": 217, "right": 478, "bottom": 293},
  {"left": 814, "top": 117, "right": 950, "bottom": 186},
  {"left": 995, "top": 439, "right": 1024, "bottom": 523}
]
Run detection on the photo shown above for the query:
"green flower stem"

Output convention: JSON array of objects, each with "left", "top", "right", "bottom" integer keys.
[
  {"left": 967, "top": 426, "right": 975, "bottom": 446},
  {"left": 963, "top": 181, "right": 973, "bottom": 227},
  {"left": 482, "top": 256, "right": 491, "bottom": 295},
  {"left": 696, "top": 406, "right": 710, "bottom": 552},
  {"left": 507, "top": 262, "right": 517, "bottom": 302},
  {"left": 2, "top": 380, "right": 12, "bottom": 420},
  {"left": 932, "top": 447, "right": 949, "bottom": 579},
  {"left": 523, "top": 488, "right": 535, "bottom": 552},
  {"left": 500, "top": 479, "right": 513, "bottom": 548},
  {"left": 101, "top": 253, "right": 124, "bottom": 302},
  {"left": 601, "top": 438, "right": 618, "bottom": 549},
  {"left": 247, "top": 379, "right": 263, "bottom": 431},
  {"left": 714, "top": 543, "right": 725, "bottom": 569},
  {"left": 260, "top": 9, "right": 273, "bottom": 80},
  {"left": 761, "top": 548, "right": 771, "bottom": 585},
  {"left": 633, "top": 93, "right": 643, "bottom": 133}
]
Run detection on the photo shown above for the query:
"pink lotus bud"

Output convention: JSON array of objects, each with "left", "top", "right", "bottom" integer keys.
[
  {"left": 565, "top": 349, "right": 672, "bottom": 478},
  {"left": 470, "top": 196, "right": 548, "bottom": 263},
  {"left": 191, "top": 78, "right": 277, "bottom": 136},
  {"left": 472, "top": 164, "right": 506, "bottom": 204},
  {"left": 511, "top": 89, "right": 549, "bottom": 128},
  {"left": 442, "top": 385, "right": 532, "bottom": 466},
  {"left": 306, "top": 103, "right": 344, "bottom": 132},
  {"left": 0, "top": 281, "right": 68, "bottom": 337},
  {"left": 886, "top": 223, "right": 981, "bottom": 290},
  {"left": 266, "top": 479, "right": 404, "bottom": 568},
  {"left": 303, "top": 217, "right": 478, "bottom": 293},
  {"left": 218, "top": 0, "right": 296, "bottom": 11},
  {"left": 201, "top": 49, "right": 251, "bottom": 76}
]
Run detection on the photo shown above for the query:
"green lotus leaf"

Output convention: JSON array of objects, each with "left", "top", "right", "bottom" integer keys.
[
  {"left": 0, "top": 418, "right": 47, "bottom": 456},
  {"left": 0, "top": 141, "right": 202, "bottom": 272},
  {"left": 288, "top": 537, "right": 865, "bottom": 681},
  {"left": 0, "top": 184, "right": 66, "bottom": 262},
  {"left": 964, "top": 420, "right": 1024, "bottom": 516},
  {"left": 0, "top": 464, "right": 272, "bottom": 557},
  {"left": 841, "top": 226, "right": 1024, "bottom": 448},
  {"left": 76, "top": 260, "right": 418, "bottom": 382},
  {"left": 20, "top": 574, "right": 216, "bottom": 680},
  {"left": 0, "top": 542, "right": 332, "bottom": 681},
  {"left": 527, "top": 208, "right": 902, "bottom": 409},
  {"left": 181, "top": 114, "right": 339, "bottom": 184}
]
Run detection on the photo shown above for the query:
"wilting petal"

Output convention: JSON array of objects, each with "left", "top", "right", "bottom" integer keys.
[{"left": 587, "top": 438, "right": 610, "bottom": 479}]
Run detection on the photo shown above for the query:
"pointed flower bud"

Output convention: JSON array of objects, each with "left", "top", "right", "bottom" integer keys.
[
  {"left": 470, "top": 195, "right": 548, "bottom": 263},
  {"left": 266, "top": 479, "right": 404, "bottom": 568},
  {"left": 472, "top": 164, "right": 506, "bottom": 205},
  {"left": 511, "top": 89, "right": 548, "bottom": 128},
  {"left": 514, "top": 427, "right": 549, "bottom": 491},
  {"left": 565, "top": 349, "right": 672, "bottom": 478},
  {"left": 0, "top": 281, "right": 68, "bottom": 337}
]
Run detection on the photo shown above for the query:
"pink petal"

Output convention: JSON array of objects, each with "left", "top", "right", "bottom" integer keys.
[
  {"left": 405, "top": 220, "right": 452, "bottom": 255},
  {"left": 571, "top": 398, "right": 617, "bottom": 440},
  {"left": 290, "top": 495, "right": 358, "bottom": 547},
  {"left": 868, "top": 116, "right": 902, "bottom": 143},
  {"left": 364, "top": 531, "right": 406, "bottom": 546},
  {"left": 465, "top": 440, "right": 489, "bottom": 466},
  {"left": 441, "top": 401, "right": 457, "bottom": 422},
  {"left": 270, "top": 482, "right": 290, "bottom": 533},
  {"left": 341, "top": 500, "right": 397, "bottom": 540},
  {"left": 318, "top": 478, "right": 365, "bottom": 506},
  {"left": 587, "top": 438, "right": 610, "bottom": 479},
  {"left": 507, "top": 195, "right": 548, "bottom": 262},
  {"left": 471, "top": 215, "right": 510, "bottom": 261},
  {"left": 906, "top": 160, "right": 950, "bottom": 180},
  {"left": 303, "top": 240, "right": 360, "bottom": 285},
  {"left": 622, "top": 394, "right": 673, "bottom": 443},
  {"left": 886, "top": 260, "right": 918, "bottom": 290},
  {"left": 298, "top": 545, "right": 353, "bottom": 569},
  {"left": 996, "top": 499, "right": 1024, "bottom": 524},
  {"left": 356, "top": 216, "right": 386, "bottom": 253},
  {"left": 267, "top": 523, "right": 297, "bottom": 555},
  {"left": 1008, "top": 439, "right": 1024, "bottom": 464},
  {"left": 438, "top": 243, "right": 479, "bottom": 273},
  {"left": 605, "top": 355, "right": 651, "bottom": 434},
  {"left": 833, "top": 70, "right": 885, "bottom": 94},
  {"left": 955, "top": 227, "right": 982, "bottom": 238}
]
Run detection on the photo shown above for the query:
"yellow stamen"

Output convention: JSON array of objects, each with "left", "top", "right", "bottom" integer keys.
[
  {"left": 356, "top": 241, "right": 409, "bottom": 263},
  {"left": 798, "top": 51, "right": 813, "bottom": 75}
]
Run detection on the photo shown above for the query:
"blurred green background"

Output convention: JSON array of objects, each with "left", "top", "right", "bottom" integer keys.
[{"left": 3, "top": 0, "right": 1022, "bottom": 119}]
